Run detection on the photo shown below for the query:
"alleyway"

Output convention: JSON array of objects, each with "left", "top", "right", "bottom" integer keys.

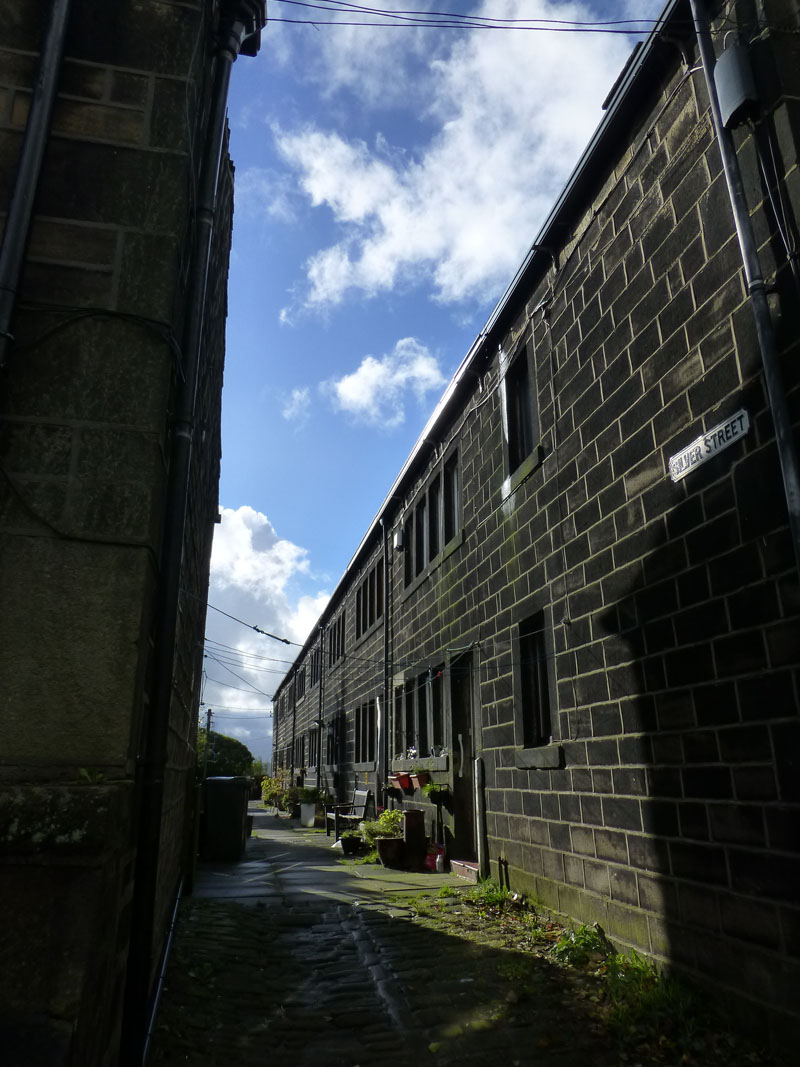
[{"left": 149, "top": 809, "right": 620, "bottom": 1067}]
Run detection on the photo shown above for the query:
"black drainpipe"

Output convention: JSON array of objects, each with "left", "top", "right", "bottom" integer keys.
[
  {"left": 315, "top": 624, "right": 326, "bottom": 793},
  {"left": 690, "top": 0, "right": 800, "bottom": 576},
  {"left": 123, "top": 5, "right": 265, "bottom": 1063},
  {"left": 289, "top": 670, "right": 297, "bottom": 782},
  {"left": 0, "top": 0, "right": 73, "bottom": 368},
  {"left": 378, "top": 517, "right": 390, "bottom": 805}
]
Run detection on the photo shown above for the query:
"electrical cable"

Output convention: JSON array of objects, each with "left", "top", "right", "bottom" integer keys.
[
  {"left": 264, "top": 3, "right": 786, "bottom": 36},
  {"left": 204, "top": 651, "right": 274, "bottom": 695}
]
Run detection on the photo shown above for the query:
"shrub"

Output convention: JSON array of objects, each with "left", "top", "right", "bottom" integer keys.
[
  {"left": 362, "top": 808, "right": 404, "bottom": 844},
  {"left": 261, "top": 773, "right": 290, "bottom": 808}
]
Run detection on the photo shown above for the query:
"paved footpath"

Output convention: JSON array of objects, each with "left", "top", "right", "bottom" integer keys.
[{"left": 149, "top": 810, "right": 617, "bottom": 1067}]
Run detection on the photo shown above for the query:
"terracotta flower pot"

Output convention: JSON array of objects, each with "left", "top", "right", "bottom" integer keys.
[
  {"left": 410, "top": 772, "right": 430, "bottom": 790},
  {"left": 389, "top": 772, "right": 411, "bottom": 791}
]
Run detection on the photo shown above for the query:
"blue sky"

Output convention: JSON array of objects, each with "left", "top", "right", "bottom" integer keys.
[{"left": 201, "top": 0, "right": 662, "bottom": 759}]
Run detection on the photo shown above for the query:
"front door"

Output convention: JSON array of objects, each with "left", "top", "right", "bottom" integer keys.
[{"left": 449, "top": 650, "right": 476, "bottom": 860}]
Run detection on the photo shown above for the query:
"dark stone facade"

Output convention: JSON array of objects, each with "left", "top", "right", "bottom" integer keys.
[
  {"left": 274, "top": 2, "right": 800, "bottom": 1058},
  {"left": 0, "top": 2, "right": 240, "bottom": 1062}
]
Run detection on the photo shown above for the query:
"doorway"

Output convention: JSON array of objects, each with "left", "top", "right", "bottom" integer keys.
[{"left": 448, "top": 649, "right": 477, "bottom": 860}]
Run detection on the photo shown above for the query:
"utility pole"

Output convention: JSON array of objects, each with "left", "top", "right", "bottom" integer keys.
[{"left": 202, "top": 708, "right": 212, "bottom": 779}]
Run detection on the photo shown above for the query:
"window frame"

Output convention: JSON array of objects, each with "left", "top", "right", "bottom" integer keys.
[
  {"left": 511, "top": 598, "right": 561, "bottom": 768},
  {"left": 355, "top": 556, "right": 384, "bottom": 642},
  {"left": 402, "top": 445, "right": 463, "bottom": 592},
  {"left": 391, "top": 665, "right": 446, "bottom": 760},
  {"left": 325, "top": 712, "right": 345, "bottom": 768},
  {"left": 500, "top": 331, "right": 543, "bottom": 498},
  {"left": 310, "top": 644, "right": 321, "bottom": 687},
  {"left": 308, "top": 727, "right": 319, "bottom": 771},
  {"left": 327, "top": 610, "right": 345, "bottom": 668},
  {"left": 354, "top": 697, "right": 377, "bottom": 767}
]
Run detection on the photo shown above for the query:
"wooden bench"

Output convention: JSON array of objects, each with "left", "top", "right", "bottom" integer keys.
[{"left": 325, "top": 788, "right": 375, "bottom": 840}]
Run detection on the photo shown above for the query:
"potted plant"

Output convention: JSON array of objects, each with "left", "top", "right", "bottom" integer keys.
[
  {"left": 363, "top": 809, "right": 405, "bottom": 868},
  {"left": 388, "top": 772, "right": 412, "bottom": 791},
  {"left": 423, "top": 781, "right": 451, "bottom": 805},
  {"left": 297, "top": 786, "right": 321, "bottom": 827},
  {"left": 340, "top": 830, "right": 363, "bottom": 855}
]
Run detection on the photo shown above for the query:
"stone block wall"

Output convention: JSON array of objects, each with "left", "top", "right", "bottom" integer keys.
[
  {"left": 463, "top": 10, "right": 798, "bottom": 1054},
  {"left": 0, "top": 2, "right": 230, "bottom": 1062}
]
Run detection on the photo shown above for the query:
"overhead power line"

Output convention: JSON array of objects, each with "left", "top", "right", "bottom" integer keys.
[
  {"left": 181, "top": 587, "right": 296, "bottom": 645},
  {"left": 268, "top": 0, "right": 695, "bottom": 34}
]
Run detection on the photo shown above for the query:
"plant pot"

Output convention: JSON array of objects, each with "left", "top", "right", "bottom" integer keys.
[
  {"left": 300, "top": 802, "right": 316, "bottom": 827},
  {"left": 410, "top": 771, "right": 430, "bottom": 790},
  {"left": 376, "top": 836, "right": 405, "bottom": 869},
  {"left": 389, "top": 772, "right": 411, "bottom": 791},
  {"left": 341, "top": 835, "right": 362, "bottom": 855}
]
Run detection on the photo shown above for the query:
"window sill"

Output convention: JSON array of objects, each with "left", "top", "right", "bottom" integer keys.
[
  {"left": 353, "top": 760, "right": 376, "bottom": 772},
  {"left": 391, "top": 755, "right": 449, "bottom": 772},
  {"left": 515, "top": 744, "right": 563, "bottom": 769},
  {"left": 501, "top": 444, "right": 545, "bottom": 501},
  {"left": 401, "top": 528, "right": 464, "bottom": 600},
  {"left": 353, "top": 617, "right": 383, "bottom": 649}
]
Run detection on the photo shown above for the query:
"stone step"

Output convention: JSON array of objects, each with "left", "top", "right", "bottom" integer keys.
[{"left": 450, "top": 859, "right": 479, "bottom": 883}]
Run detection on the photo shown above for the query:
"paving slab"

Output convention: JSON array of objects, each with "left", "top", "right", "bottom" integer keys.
[{"left": 150, "top": 814, "right": 619, "bottom": 1067}]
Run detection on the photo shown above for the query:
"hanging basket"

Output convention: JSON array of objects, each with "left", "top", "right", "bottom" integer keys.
[
  {"left": 388, "top": 772, "right": 412, "bottom": 791},
  {"left": 410, "top": 771, "right": 430, "bottom": 790}
]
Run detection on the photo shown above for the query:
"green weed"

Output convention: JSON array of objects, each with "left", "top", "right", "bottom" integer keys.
[
  {"left": 467, "top": 880, "right": 512, "bottom": 908},
  {"left": 552, "top": 922, "right": 612, "bottom": 964},
  {"left": 601, "top": 951, "right": 695, "bottom": 1036}
]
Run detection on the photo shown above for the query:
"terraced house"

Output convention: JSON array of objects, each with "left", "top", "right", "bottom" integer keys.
[{"left": 272, "top": 0, "right": 799, "bottom": 1057}]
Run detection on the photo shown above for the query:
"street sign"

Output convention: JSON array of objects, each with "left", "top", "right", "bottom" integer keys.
[{"left": 668, "top": 409, "right": 749, "bottom": 482}]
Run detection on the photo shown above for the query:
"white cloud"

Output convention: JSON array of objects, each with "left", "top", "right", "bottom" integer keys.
[
  {"left": 211, "top": 505, "right": 310, "bottom": 596},
  {"left": 203, "top": 506, "right": 331, "bottom": 760},
  {"left": 281, "top": 386, "right": 311, "bottom": 425},
  {"left": 235, "top": 166, "right": 297, "bottom": 224},
  {"left": 324, "top": 337, "right": 446, "bottom": 428},
  {"left": 273, "top": 0, "right": 637, "bottom": 308}
]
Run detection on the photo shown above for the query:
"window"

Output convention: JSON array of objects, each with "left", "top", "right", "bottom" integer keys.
[
  {"left": 328, "top": 611, "right": 345, "bottom": 667},
  {"left": 502, "top": 337, "right": 540, "bottom": 478},
  {"left": 355, "top": 699, "right": 376, "bottom": 763},
  {"left": 295, "top": 667, "right": 306, "bottom": 701},
  {"left": 294, "top": 734, "right": 305, "bottom": 769},
  {"left": 444, "top": 453, "right": 459, "bottom": 543},
  {"left": 325, "top": 713, "right": 345, "bottom": 765},
  {"left": 355, "top": 557, "right": 384, "bottom": 640},
  {"left": 428, "top": 474, "right": 440, "bottom": 560},
  {"left": 308, "top": 728, "right": 319, "bottom": 768},
  {"left": 393, "top": 667, "right": 444, "bottom": 758},
  {"left": 310, "top": 644, "right": 321, "bottom": 687},
  {"left": 402, "top": 449, "right": 461, "bottom": 586},
  {"left": 518, "top": 611, "right": 551, "bottom": 747}
]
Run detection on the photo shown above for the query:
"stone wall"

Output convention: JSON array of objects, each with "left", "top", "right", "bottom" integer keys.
[{"left": 0, "top": 2, "right": 230, "bottom": 1062}]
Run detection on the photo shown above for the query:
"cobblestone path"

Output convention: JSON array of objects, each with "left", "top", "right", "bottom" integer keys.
[{"left": 149, "top": 825, "right": 617, "bottom": 1067}]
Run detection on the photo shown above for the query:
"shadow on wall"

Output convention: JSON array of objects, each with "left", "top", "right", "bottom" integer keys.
[{"left": 600, "top": 351, "right": 799, "bottom": 1055}]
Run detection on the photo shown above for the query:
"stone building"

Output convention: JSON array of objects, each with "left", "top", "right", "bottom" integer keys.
[
  {"left": 0, "top": 2, "right": 264, "bottom": 1064},
  {"left": 273, "top": 0, "right": 800, "bottom": 1056}
]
